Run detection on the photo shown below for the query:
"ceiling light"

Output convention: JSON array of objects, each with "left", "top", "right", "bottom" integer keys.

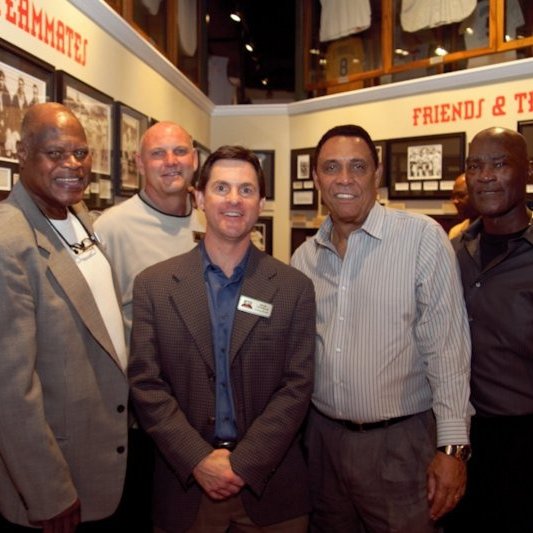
[
  {"left": 230, "top": 11, "right": 241, "bottom": 22},
  {"left": 434, "top": 46, "right": 448, "bottom": 56},
  {"left": 245, "top": 43, "right": 254, "bottom": 52},
  {"left": 465, "top": 26, "right": 474, "bottom": 35},
  {"left": 261, "top": 78, "right": 269, "bottom": 86},
  {"left": 395, "top": 48, "right": 410, "bottom": 56}
]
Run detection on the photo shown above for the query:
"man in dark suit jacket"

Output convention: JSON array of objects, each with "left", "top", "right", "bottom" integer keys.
[
  {"left": 129, "top": 145, "right": 316, "bottom": 532},
  {"left": 0, "top": 103, "right": 128, "bottom": 532}
]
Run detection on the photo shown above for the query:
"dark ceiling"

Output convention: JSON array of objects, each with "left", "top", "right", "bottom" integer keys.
[{"left": 206, "top": 1, "right": 296, "bottom": 94}]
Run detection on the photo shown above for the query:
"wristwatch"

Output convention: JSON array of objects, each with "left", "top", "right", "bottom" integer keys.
[{"left": 438, "top": 444, "right": 472, "bottom": 462}]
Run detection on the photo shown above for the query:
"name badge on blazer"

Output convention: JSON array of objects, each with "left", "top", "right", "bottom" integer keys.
[{"left": 237, "top": 295, "right": 272, "bottom": 318}]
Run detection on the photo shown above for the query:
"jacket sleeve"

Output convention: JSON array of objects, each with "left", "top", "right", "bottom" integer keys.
[{"left": 128, "top": 271, "right": 214, "bottom": 485}]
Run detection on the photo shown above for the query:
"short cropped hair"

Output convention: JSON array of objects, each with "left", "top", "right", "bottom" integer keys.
[
  {"left": 314, "top": 124, "right": 379, "bottom": 170},
  {"left": 197, "top": 145, "right": 265, "bottom": 199}
]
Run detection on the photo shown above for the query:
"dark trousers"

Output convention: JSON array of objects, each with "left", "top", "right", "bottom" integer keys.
[
  {"left": 306, "top": 408, "right": 437, "bottom": 533},
  {"left": 442, "top": 414, "right": 533, "bottom": 533}
]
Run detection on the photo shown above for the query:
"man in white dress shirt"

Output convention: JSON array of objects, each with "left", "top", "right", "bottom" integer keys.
[{"left": 291, "top": 124, "right": 471, "bottom": 533}]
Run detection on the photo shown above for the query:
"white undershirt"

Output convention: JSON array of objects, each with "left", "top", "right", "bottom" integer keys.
[{"left": 49, "top": 212, "right": 128, "bottom": 370}]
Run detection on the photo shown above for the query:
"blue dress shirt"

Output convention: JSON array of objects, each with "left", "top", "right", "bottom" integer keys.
[{"left": 201, "top": 242, "right": 250, "bottom": 441}]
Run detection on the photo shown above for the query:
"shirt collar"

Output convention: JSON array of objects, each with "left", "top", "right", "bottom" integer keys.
[
  {"left": 199, "top": 240, "right": 251, "bottom": 279},
  {"left": 462, "top": 213, "right": 533, "bottom": 246},
  {"left": 314, "top": 202, "right": 385, "bottom": 249}
]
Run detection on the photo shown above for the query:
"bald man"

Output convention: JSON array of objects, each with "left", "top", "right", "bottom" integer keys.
[
  {"left": 446, "top": 127, "right": 533, "bottom": 532},
  {"left": 94, "top": 121, "right": 205, "bottom": 530},
  {"left": 0, "top": 103, "right": 128, "bottom": 532}
]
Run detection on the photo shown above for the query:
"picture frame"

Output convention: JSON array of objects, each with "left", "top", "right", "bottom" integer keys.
[
  {"left": 114, "top": 102, "right": 149, "bottom": 197},
  {"left": 0, "top": 39, "right": 55, "bottom": 198},
  {"left": 254, "top": 150, "right": 275, "bottom": 200},
  {"left": 291, "top": 226, "right": 318, "bottom": 255},
  {"left": 388, "top": 133, "right": 465, "bottom": 200},
  {"left": 252, "top": 216, "right": 273, "bottom": 255},
  {"left": 517, "top": 120, "right": 533, "bottom": 196},
  {"left": 194, "top": 140, "right": 210, "bottom": 186},
  {"left": 291, "top": 148, "right": 318, "bottom": 210},
  {"left": 55, "top": 71, "right": 114, "bottom": 209},
  {"left": 374, "top": 139, "right": 387, "bottom": 188}
]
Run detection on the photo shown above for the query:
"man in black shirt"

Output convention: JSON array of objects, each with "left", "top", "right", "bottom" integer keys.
[{"left": 447, "top": 127, "right": 533, "bottom": 532}]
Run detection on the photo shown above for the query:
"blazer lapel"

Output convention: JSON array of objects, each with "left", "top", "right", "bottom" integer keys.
[
  {"left": 230, "top": 247, "right": 277, "bottom": 363},
  {"left": 168, "top": 248, "right": 215, "bottom": 373},
  {"left": 12, "top": 183, "right": 123, "bottom": 370}
]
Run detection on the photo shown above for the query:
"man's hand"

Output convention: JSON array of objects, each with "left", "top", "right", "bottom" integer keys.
[
  {"left": 32, "top": 498, "right": 81, "bottom": 533},
  {"left": 427, "top": 452, "right": 466, "bottom": 521},
  {"left": 193, "top": 449, "right": 245, "bottom": 500}
]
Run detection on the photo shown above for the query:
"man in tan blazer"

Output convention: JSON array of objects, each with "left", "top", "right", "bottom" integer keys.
[
  {"left": 0, "top": 103, "right": 128, "bottom": 532},
  {"left": 129, "top": 145, "right": 316, "bottom": 532}
]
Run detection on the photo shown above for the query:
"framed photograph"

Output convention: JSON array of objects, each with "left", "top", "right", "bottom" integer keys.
[
  {"left": 297, "top": 153, "right": 311, "bottom": 180},
  {"left": 56, "top": 71, "right": 114, "bottom": 209},
  {"left": 291, "top": 226, "right": 318, "bottom": 255},
  {"left": 194, "top": 140, "right": 210, "bottom": 186},
  {"left": 291, "top": 148, "right": 318, "bottom": 210},
  {"left": 517, "top": 120, "right": 533, "bottom": 196},
  {"left": 0, "top": 39, "right": 55, "bottom": 164},
  {"left": 374, "top": 140, "right": 387, "bottom": 188},
  {"left": 114, "top": 102, "right": 149, "bottom": 196},
  {"left": 388, "top": 133, "right": 465, "bottom": 199},
  {"left": 252, "top": 216, "right": 273, "bottom": 255},
  {"left": 0, "top": 165, "right": 11, "bottom": 191},
  {"left": 254, "top": 150, "right": 275, "bottom": 200}
]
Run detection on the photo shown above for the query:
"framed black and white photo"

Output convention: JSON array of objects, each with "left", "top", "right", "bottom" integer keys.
[
  {"left": 56, "top": 71, "right": 114, "bottom": 209},
  {"left": 252, "top": 216, "right": 273, "bottom": 255},
  {"left": 518, "top": 120, "right": 533, "bottom": 196},
  {"left": 291, "top": 148, "right": 317, "bottom": 210},
  {"left": 0, "top": 39, "right": 54, "bottom": 166},
  {"left": 194, "top": 140, "right": 210, "bottom": 186},
  {"left": 297, "top": 153, "right": 311, "bottom": 180},
  {"left": 388, "top": 133, "right": 465, "bottom": 199},
  {"left": 291, "top": 226, "right": 318, "bottom": 255},
  {"left": 0, "top": 165, "right": 11, "bottom": 191},
  {"left": 374, "top": 139, "right": 387, "bottom": 188},
  {"left": 114, "top": 102, "right": 149, "bottom": 196},
  {"left": 254, "top": 150, "right": 275, "bottom": 200}
]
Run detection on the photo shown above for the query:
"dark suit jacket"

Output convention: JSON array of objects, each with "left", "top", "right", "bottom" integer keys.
[
  {"left": 129, "top": 245, "right": 316, "bottom": 532},
  {"left": 0, "top": 182, "right": 128, "bottom": 526}
]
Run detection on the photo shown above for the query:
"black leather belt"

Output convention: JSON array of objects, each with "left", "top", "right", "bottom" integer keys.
[
  {"left": 315, "top": 406, "right": 415, "bottom": 432},
  {"left": 213, "top": 439, "right": 237, "bottom": 451}
]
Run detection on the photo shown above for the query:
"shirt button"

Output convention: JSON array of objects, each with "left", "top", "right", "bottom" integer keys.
[
  {"left": 116, "top": 405, "right": 125, "bottom": 413},
  {"left": 116, "top": 446, "right": 125, "bottom": 454},
  {"left": 208, "top": 416, "right": 216, "bottom": 425}
]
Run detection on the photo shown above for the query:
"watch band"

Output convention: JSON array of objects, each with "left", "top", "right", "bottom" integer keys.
[{"left": 438, "top": 444, "right": 472, "bottom": 462}]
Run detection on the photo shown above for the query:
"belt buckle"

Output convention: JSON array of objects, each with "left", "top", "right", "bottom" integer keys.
[{"left": 213, "top": 439, "right": 237, "bottom": 451}]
